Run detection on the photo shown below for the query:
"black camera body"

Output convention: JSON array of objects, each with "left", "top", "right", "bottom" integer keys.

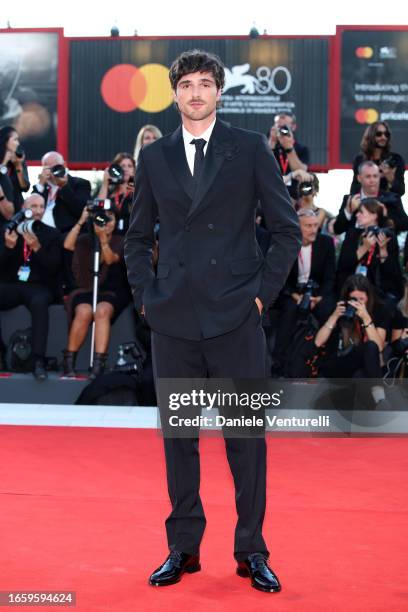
[
  {"left": 382, "top": 156, "right": 397, "bottom": 169},
  {"left": 297, "top": 279, "right": 319, "bottom": 315},
  {"left": 50, "top": 164, "right": 66, "bottom": 179},
  {"left": 298, "top": 182, "right": 314, "bottom": 197},
  {"left": 114, "top": 341, "right": 146, "bottom": 376},
  {"left": 279, "top": 124, "right": 291, "bottom": 137},
  {"left": 4, "top": 209, "right": 33, "bottom": 232},
  {"left": 365, "top": 225, "right": 394, "bottom": 238},
  {"left": 341, "top": 302, "right": 357, "bottom": 324},
  {"left": 86, "top": 199, "right": 114, "bottom": 227},
  {"left": 15, "top": 145, "right": 25, "bottom": 159},
  {"left": 108, "top": 163, "right": 124, "bottom": 185}
]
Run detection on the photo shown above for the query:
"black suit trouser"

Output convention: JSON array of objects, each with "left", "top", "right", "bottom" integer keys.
[
  {"left": 0, "top": 282, "right": 53, "bottom": 358},
  {"left": 151, "top": 303, "right": 269, "bottom": 561}
]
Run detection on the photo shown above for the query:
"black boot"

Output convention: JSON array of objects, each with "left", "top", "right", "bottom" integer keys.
[
  {"left": 33, "top": 357, "right": 47, "bottom": 381},
  {"left": 89, "top": 352, "right": 108, "bottom": 380},
  {"left": 62, "top": 350, "right": 77, "bottom": 377}
]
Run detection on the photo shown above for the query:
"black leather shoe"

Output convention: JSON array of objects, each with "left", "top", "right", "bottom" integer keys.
[
  {"left": 33, "top": 359, "right": 47, "bottom": 381},
  {"left": 237, "top": 553, "right": 281, "bottom": 593},
  {"left": 149, "top": 551, "right": 201, "bottom": 586}
]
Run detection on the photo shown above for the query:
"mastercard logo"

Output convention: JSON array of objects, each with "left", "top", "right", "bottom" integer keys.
[
  {"left": 355, "top": 108, "right": 379, "bottom": 124},
  {"left": 101, "top": 63, "right": 173, "bottom": 113},
  {"left": 355, "top": 47, "right": 374, "bottom": 59}
]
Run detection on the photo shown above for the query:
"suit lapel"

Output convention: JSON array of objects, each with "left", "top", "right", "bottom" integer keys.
[
  {"left": 187, "top": 119, "right": 238, "bottom": 221},
  {"left": 162, "top": 126, "right": 196, "bottom": 201}
]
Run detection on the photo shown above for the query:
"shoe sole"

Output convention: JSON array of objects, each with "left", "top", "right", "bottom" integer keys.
[
  {"left": 236, "top": 568, "right": 281, "bottom": 593},
  {"left": 149, "top": 564, "right": 201, "bottom": 587}
]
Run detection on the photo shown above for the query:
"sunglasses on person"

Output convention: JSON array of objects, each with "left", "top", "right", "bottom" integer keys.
[{"left": 375, "top": 130, "right": 390, "bottom": 137}]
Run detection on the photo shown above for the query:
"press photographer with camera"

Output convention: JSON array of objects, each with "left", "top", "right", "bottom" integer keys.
[
  {"left": 268, "top": 112, "right": 310, "bottom": 199},
  {"left": 271, "top": 209, "right": 336, "bottom": 376},
  {"left": 333, "top": 161, "right": 408, "bottom": 235},
  {"left": 314, "top": 274, "right": 389, "bottom": 406},
  {"left": 97, "top": 152, "right": 135, "bottom": 235},
  {"left": 62, "top": 203, "right": 131, "bottom": 378},
  {"left": 295, "top": 172, "right": 333, "bottom": 232},
  {"left": 0, "top": 193, "right": 63, "bottom": 379},
  {"left": 350, "top": 121, "right": 405, "bottom": 197},
  {"left": 0, "top": 126, "right": 30, "bottom": 224},
  {"left": 336, "top": 198, "right": 404, "bottom": 306},
  {"left": 33, "top": 151, "right": 91, "bottom": 233}
]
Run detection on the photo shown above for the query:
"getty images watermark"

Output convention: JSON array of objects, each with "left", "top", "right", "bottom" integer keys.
[
  {"left": 167, "top": 389, "right": 330, "bottom": 430},
  {"left": 155, "top": 378, "right": 408, "bottom": 437}
]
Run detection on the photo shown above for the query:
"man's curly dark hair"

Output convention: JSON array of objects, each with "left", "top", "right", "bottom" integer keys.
[{"left": 169, "top": 49, "right": 225, "bottom": 91}]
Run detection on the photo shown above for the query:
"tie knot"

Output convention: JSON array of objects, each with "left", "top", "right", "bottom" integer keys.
[{"left": 191, "top": 138, "right": 206, "bottom": 151}]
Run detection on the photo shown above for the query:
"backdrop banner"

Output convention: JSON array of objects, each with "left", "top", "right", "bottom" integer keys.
[
  {"left": 0, "top": 31, "right": 58, "bottom": 159},
  {"left": 340, "top": 28, "right": 408, "bottom": 165},
  {"left": 68, "top": 37, "right": 329, "bottom": 164}
]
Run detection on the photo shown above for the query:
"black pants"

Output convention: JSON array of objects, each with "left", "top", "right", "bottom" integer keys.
[
  {"left": 151, "top": 303, "right": 268, "bottom": 561},
  {"left": 0, "top": 282, "right": 53, "bottom": 358},
  {"left": 272, "top": 294, "right": 335, "bottom": 368},
  {"left": 320, "top": 340, "right": 382, "bottom": 378}
]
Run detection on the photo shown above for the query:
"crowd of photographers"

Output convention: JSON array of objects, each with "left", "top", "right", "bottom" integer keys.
[{"left": 0, "top": 117, "right": 407, "bottom": 395}]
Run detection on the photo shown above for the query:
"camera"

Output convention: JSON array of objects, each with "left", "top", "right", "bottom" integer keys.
[
  {"left": 279, "top": 125, "right": 291, "bottom": 137},
  {"left": 4, "top": 209, "right": 33, "bottom": 232},
  {"left": 15, "top": 145, "right": 25, "bottom": 159},
  {"left": 86, "top": 198, "right": 114, "bottom": 227},
  {"left": 365, "top": 225, "right": 394, "bottom": 238},
  {"left": 16, "top": 219, "right": 42, "bottom": 236},
  {"left": 114, "top": 341, "right": 146, "bottom": 377},
  {"left": 108, "top": 163, "right": 124, "bottom": 185},
  {"left": 297, "top": 279, "right": 319, "bottom": 315},
  {"left": 340, "top": 302, "right": 357, "bottom": 326},
  {"left": 382, "top": 156, "right": 397, "bottom": 169},
  {"left": 50, "top": 164, "right": 66, "bottom": 179},
  {"left": 298, "top": 182, "right": 314, "bottom": 197}
]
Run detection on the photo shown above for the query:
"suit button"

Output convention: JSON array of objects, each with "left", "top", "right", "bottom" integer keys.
[
  {"left": 179, "top": 261, "right": 184, "bottom": 267},
  {"left": 208, "top": 223, "right": 214, "bottom": 230},
  {"left": 210, "top": 258, "right": 217, "bottom": 265}
]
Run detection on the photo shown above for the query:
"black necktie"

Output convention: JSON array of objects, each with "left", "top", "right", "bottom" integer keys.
[{"left": 191, "top": 138, "right": 206, "bottom": 182}]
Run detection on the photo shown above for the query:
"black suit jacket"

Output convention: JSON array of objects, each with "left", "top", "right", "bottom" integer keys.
[
  {"left": 284, "top": 233, "right": 336, "bottom": 297},
  {"left": 125, "top": 119, "right": 301, "bottom": 340},
  {"left": 33, "top": 175, "right": 91, "bottom": 233}
]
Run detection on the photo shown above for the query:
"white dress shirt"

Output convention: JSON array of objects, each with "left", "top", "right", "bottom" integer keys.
[
  {"left": 182, "top": 119, "right": 216, "bottom": 176},
  {"left": 297, "top": 244, "right": 312, "bottom": 285},
  {"left": 35, "top": 182, "right": 59, "bottom": 228}
]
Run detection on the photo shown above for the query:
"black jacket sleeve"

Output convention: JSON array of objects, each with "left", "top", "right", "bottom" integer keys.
[
  {"left": 254, "top": 136, "right": 302, "bottom": 309},
  {"left": 57, "top": 176, "right": 92, "bottom": 219},
  {"left": 124, "top": 151, "right": 158, "bottom": 311},
  {"left": 333, "top": 195, "right": 354, "bottom": 235}
]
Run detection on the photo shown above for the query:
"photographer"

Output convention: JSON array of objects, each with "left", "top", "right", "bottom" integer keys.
[
  {"left": 97, "top": 152, "right": 135, "bottom": 235},
  {"left": 0, "top": 126, "right": 30, "bottom": 224},
  {"left": 271, "top": 209, "right": 336, "bottom": 376},
  {"left": 336, "top": 198, "right": 404, "bottom": 306},
  {"left": 334, "top": 161, "right": 408, "bottom": 235},
  {"left": 350, "top": 121, "right": 405, "bottom": 197},
  {"left": 314, "top": 274, "right": 388, "bottom": 406},
  {"left": 0, "top": 194, "right": 63, "bottom": 379},
  {"left": 62, "top": 204, "right": 131, "bottom": 379},
  {"left": 295, "top": 172, "right": 333, "bottom": 232},
  {"left": 33, "top": 151, "right": 91, "bottom": 233},
  {"left": 268, "top": 111, "right": 310, "bottom": 199}
]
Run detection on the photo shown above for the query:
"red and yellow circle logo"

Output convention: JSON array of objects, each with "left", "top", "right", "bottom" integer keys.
[
  {"left": 355, "top": 47, "right": 374, "bottom": 59},
  {"left": 355, "top": 108, "right": 379, "bottom": 124},
  {"left": 101, "top": 63, "right": 173, "bottom": 113}
]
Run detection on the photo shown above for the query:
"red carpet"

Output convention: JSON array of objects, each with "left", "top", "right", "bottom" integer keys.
[{"left": 0, "top": 426, "right": 407, "bottom": 611}]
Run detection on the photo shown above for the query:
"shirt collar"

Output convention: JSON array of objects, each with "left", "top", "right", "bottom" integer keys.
[{"left": 182, "top": 118, "right": 216, "bottom": 147}]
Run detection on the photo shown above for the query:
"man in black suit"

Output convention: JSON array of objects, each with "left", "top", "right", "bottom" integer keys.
[
  {"left": 125, "top": 50, "right": 301, "bottom": 593},
  {"left": 33, "top": 151, "right": 91, "bottom": 234},
  {"left": 271, "top": 209, "right": 336, "bottom": 376}
]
